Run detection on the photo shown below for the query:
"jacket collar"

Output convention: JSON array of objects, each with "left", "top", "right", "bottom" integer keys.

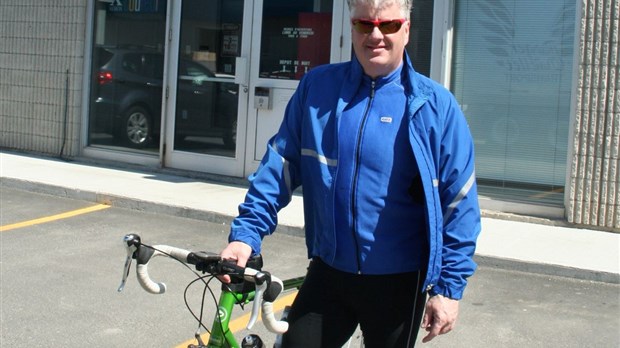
[
  {"left": 337, "top": 52, "right": 429, "bottom": 119},
  {"left": 347, "top": 52, "right": 426, "bottom": 98}
]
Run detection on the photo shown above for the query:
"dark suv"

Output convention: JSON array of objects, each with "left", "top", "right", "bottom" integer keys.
[{"left": 90, "top": 47, "right": 238, "bottom": 148}]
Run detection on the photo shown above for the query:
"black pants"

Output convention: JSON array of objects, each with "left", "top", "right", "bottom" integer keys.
[{"left": 281, "top": 258, "right": 427, "bottom": 348}]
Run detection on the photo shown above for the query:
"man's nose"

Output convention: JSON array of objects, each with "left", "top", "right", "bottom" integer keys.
[{"left": 368, "top": 26, "right": 384, "bottom": 38}]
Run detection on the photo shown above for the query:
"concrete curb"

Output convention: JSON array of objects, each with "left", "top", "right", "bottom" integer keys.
[
  {"left": 474, "top": 255, "right": 620, "bottom": 284},
  {"left": 2, "top": 177, "right": 619, "bottom": 284}
]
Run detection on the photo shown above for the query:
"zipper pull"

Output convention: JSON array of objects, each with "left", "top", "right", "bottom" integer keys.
[{"left": 370, "top": 80, "right": 376, "bottom": 98}]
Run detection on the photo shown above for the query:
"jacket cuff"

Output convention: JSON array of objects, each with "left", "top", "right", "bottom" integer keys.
[
  {"left": 428, "top": 282, "right": 465, "bottom": 300},
  {"left": 228, "top": 229, "right": 262, "bottom": 255}
]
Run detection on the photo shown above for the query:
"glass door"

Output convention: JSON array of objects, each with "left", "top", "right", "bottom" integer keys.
[
  {"left": 242, "top": 1, "right": 438, "bottom": 176},
  {"left": 164, "top": 0, "right": 251, "bottom": 176},
  {"left": 244, "top": 0, "right": 341, "bottom": 175}
]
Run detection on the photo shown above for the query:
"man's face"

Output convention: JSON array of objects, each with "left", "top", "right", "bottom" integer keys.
[{"left": 351, "top": 2, "right": 410, "bottom": 79}]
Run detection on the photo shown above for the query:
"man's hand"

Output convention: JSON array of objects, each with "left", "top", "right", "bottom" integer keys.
[
  {"left": 218, "top": 241, "right": 252, "bottom": 283},
  {"left": 421, "top": 294, "right": 459, "bottom": 343}
]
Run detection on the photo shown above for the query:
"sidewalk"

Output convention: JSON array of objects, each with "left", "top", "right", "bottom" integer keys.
[{"left": 1, "top": 150, "right": 618, "bottom": 283}]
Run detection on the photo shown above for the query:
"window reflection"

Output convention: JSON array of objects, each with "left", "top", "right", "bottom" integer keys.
[
  {"left": 88, "top": 1, "right": 167, "bottom": 152},
  {"left": 260, "top": 0, "right": 333, "bottom": 80},
  {"left": 451, "top": 0, "right": 575, "bottom": 206},
  {"left": 173, "top": 0, "right": 243, "bottom": 157}
]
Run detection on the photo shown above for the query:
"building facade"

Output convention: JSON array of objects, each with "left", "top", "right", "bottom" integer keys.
[{"left": 0, "top": 0, "right": 618, "bottom": 231}]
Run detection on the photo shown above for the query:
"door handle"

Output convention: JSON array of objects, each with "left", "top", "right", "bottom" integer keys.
[{"left": 235, "top": 57, "right": 249, "bottom": 92}]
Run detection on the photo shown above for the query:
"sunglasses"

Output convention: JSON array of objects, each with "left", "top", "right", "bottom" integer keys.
[{"left": 351, "top": 18, "right": 407, "bottom": 34}]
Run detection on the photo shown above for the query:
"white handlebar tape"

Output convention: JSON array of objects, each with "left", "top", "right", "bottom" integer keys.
[
  {"left": 136, "top": 264, "right": 167, "bottom": 294},
  {"left": 136, "top": 245, "right": 191, "bottom": 294},
  {"left": 261, "top": 301, "right": 289, "bottom": 334},
  {"left": 261, "top": 276, "right": 289, "bottom": 334}
]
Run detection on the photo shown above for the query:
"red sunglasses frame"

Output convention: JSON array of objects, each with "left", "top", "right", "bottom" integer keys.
[{"left": 351, "top": 18, "right": 407, "bottom": 34}]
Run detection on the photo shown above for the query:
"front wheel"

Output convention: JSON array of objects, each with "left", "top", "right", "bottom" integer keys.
[{"left": 121, "top": 106, "right": 152, "bottom": 148}]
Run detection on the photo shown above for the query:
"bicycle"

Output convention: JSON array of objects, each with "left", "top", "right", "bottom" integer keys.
[
  {"left": 118, "top": 234, "right": 364, "bottom": 347},
  {"left": 117, "top": 233, "right": 307, "bottom": 347}
]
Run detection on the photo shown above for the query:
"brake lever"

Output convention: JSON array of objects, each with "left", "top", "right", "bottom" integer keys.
[
  {"left": 246, "top": 271, "right": 269, "bottom": 330},
  {"left": 117, "top": 234, "right": 140, "bottom": 292}
]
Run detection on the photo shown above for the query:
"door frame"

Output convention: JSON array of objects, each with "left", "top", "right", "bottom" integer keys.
[
  {"left": 430, "top": 0, "right": 454, "bottom": 86},
  {"left": 242, "top": 0, "right": 350, "bottom": 176}
]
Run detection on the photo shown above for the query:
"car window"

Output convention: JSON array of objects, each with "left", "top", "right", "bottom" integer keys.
[
  {"left": 178, "top": 60, "right": 215, "bottom": 86},
  {"left": 187, "top": 64, "right": 213, "bottom": 78},
  {"left": 122, "top": 53, "right": 143, "bottom": 74},
  {"left": 180, "top": 60, "right": 215, "bottom": 78},
  {"left": 144, "top": 54, "right": 164, "bottom": 79},
  {"left": 121, "top": 52, "right": 164, "bottom": 79},
  {"left": 96, "top": 48, "right": 114, "bottom": 68}
]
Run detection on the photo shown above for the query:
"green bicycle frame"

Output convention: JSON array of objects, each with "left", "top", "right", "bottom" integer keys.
[
  {"left": 203, "top": 276, "right": 306, "bottom": 348},
  {"left": 205, "top": 291, "right": 255, "bottom": 348}
]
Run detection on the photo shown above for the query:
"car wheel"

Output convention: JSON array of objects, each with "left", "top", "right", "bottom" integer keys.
[{"left": 121, "top": 106, "right": 152, "bottom": 148}]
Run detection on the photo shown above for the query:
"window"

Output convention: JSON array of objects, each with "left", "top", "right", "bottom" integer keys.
[
  {"left": 88, "top": 1, "right": 167, "bottom": 151},
  {"left": 407, "top": 0, "right": 434, "bottom": 77},
  {"left": 259, "top": 0, "right": 333, "bottom": 80},
  {"left": 451, "top": 0, "right": 576, "bottom": 205}
]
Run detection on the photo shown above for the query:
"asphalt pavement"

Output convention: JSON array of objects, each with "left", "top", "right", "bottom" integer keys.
[
  {"left": 1, "top": 149, "right": 619, "bottom": 347},
  {"left": 1, "top": 187, "right": 618, "bottom": 348}
]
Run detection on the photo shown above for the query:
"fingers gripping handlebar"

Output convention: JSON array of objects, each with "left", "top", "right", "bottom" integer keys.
[{"left": 117, "top": 234, "right": 289, "bottom": 334}]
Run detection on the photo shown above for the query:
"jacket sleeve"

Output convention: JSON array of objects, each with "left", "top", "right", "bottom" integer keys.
[
  {"left": 228, "top": 78, "right": 306, "bottom": 255},
  {"left": 431, "top": 92, "right": 482, "bottom": 300}
]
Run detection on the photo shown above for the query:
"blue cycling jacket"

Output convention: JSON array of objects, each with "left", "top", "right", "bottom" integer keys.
[{"left": 230, "top": 52, "right": 481, "bottom": 300}]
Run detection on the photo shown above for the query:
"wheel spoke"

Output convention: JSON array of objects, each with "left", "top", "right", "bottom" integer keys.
[{"left": 126, "top": 112, "right": 149, "bottom": 144}]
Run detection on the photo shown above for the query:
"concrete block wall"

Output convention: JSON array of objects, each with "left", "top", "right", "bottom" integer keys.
[
  {"left": 569, "top": 0, "right": 620, "bottom": 230},
  {"left": 0, "top": 1, "right": 87, "bottom": 158}
]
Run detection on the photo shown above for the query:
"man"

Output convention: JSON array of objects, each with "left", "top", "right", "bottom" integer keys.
[{"left": 220, "top": 0, "right": 481, "bottom": 346}]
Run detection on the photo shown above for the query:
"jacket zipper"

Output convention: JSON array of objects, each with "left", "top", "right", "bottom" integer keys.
[{"left": 350, "top": 80, "right": 376, "bottom": 274}]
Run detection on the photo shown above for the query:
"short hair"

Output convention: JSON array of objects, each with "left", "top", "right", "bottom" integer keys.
[{"left": 347, "top": 0, "right": 413, "bottom": 19}]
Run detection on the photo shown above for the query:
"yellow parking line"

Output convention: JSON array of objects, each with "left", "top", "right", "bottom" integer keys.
[
  {"left": 0, "top": 204, "right": 110, "bottom": 232},
  {"left": 531, "top": 187, "right": 564, "bottom": 200},
  {"left": 175, "top": 291, "right": 298, "bottom": 348}
]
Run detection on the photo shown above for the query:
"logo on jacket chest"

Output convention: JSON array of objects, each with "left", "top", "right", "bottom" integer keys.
[{"left": 380, "top": 116, "right": 393, "bottom": 123}]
